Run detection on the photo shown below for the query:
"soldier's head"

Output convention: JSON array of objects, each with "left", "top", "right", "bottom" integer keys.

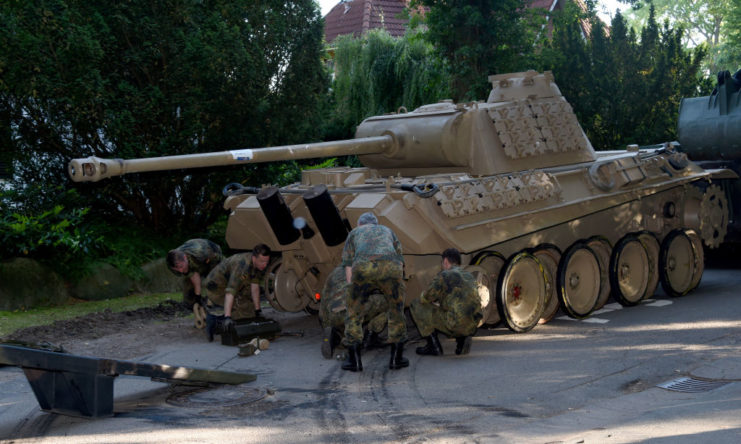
[
  {"left": 166, "top": 250, "right": 189, "bottom": 275},
  {"left": 252, "top": 243, "right": 272, "bottom": 271},
  {"left": 357, "top": 212, "right": 378, "bottom": 226},
  {"left": 441, "top": 248, "right": 461, "bottom": 270}
]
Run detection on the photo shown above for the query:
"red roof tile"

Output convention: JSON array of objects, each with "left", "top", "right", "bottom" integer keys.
[{"left": 324, "top": 0, "right": 411, "bottom": 43}]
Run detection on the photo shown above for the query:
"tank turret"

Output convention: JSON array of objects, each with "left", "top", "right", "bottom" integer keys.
[{"left": 69, "top": 71, "right": 732, "bottom": 333}]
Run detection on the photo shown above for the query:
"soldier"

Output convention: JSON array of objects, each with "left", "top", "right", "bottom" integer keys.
[
  {"left": 411, "top": 248, "right": 483, "bottom": 356},
  {"left": 341, "top": 212, "right": 407, "bottom": 372},
  {"left": 203, "top": 244, "right": 272, "bottom": 341},
  {"left": 320, "top": 266, "right": 388, "bottom": 359},
  {"left": 166, "top": 238, "right": 223, "bottom": 311}
]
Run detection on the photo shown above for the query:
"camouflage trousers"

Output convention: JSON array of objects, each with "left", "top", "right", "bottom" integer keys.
[
  {"left": 205, "top": 282, "right": 257, "bottom": 320},
  {"left": 410, "top": 298, "right": 479, "bottom": 338},
  {"left": 344, "top": 260, "right": 406, "bottom": 346},
  {"left": 321, "top": 292, "right": 388, "bottom": 334}
]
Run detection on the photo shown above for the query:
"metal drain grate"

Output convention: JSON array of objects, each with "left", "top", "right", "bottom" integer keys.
[{"left": 656, "top": 377, "right": 730, "bottom": 393}]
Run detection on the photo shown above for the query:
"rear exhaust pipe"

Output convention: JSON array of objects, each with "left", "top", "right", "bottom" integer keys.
[
  {"left": 257, "top": 187, "right": 300, "bottom": 245},
  {"left": 303, "top": 185, "right": 349, "bottom": 246}
]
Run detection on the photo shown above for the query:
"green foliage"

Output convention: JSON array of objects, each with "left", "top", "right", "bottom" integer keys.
[
  {"left": 413, "top": 0, "right": 543, "bottom": 101},
  {"left": 722, "top": 0, "right": 741, "bottom": 71},
  {"left": 538, "top": 4, "right": 709, "bottom": 149},
  {"left": 616, "top": 0, "right": 740, "bottom": 73},
  {"left": 0, "top": 186, "right": 177, "bottom": 280},
  {"left": 0, "top": 188, "right": 103, "bottom": 275},
  {"left": 0, "top": 0, "right": 329, "bottom": 234},
  {"left": 330, "top": 29, "right": 450, "bottom": 133}
]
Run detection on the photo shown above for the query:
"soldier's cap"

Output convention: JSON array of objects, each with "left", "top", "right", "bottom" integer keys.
[{"left": 358, "top": 212, "right": 378, "bottom": 225}]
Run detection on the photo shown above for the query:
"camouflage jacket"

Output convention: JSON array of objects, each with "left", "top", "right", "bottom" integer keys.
[
  {"left": 341, "top": 224, "right": 403, "bottom": 267},
  {"left": 208, "top": 253, "right": 266, "bottom": 295},
  {"left": 175, "top": 239, "right": 223, "bottom": 277},
  {"left": 422, "top": 266, "right": 482, "bottom": 323}
]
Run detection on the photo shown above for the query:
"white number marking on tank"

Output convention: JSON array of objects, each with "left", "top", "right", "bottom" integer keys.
[{"left": 230, "top": 149, "right": 254, "bottom": 161}]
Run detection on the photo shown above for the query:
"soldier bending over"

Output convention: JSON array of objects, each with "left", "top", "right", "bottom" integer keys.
[
  {"left": 204, "top": 244, "right": 271, "bottom": 341},
  {"left": 167, "top": 239, "right": 223, "bottom": 327},
  {"left": 411, "top": 248, "right": 483, "bottom": 356},
  {"left": 341, "top": 212, "right": 407, "bottom": 372}
]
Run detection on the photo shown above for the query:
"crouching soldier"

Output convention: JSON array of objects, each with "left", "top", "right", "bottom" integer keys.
[
  {"left": 411, "top": 248, "right": 483, "bottom": 356},
  {"left": 204, "top": 244, "right": 271, "bottom": 342},
  {"left": 167, "top": 238, "right": 223, "bottom": 327},
  {"left": 320, "top": 266, "right": 388, "bottom": 359},
  {"left": 341, "top": 212, "right": 407, "bottom": 372}
]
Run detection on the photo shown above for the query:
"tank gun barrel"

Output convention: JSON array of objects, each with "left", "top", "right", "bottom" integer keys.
[{"left": 68, "top": 135, "right": 393, "bottom": 182}]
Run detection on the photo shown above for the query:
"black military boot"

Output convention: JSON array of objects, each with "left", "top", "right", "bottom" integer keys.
[
  {"left": 389, "top": 342, "right": 409, "bottom": 370},
  {"left": 455, "top": 336, "right": 472, "bottom": 355},
  {"left": 416, "top": 331, "right": 443, "bottom": 356},
  {"left": 341, "top": 345, "right": 363, "bottom": 372}
]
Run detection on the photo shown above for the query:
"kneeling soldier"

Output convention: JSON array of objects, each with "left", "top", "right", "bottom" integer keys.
[
  {"left": 411, "top": 248, "right": 483, "bottom": 356},
  {"left": 320, "top": 266, "right": 388, "bottom": 359}
]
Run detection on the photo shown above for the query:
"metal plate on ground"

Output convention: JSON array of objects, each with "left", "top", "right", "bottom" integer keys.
[{"left": 656, "top": 376, "right": 731, "bottom": 393}]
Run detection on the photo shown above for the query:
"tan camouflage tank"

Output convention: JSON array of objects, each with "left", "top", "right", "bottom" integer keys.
[{"left": 69, "top": 70, "right": 732, "bottom": 333}]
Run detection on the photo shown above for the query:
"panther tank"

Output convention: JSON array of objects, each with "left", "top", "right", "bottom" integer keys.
[{"left": 69, "top": 70, "right": 731, "bottom": 333}]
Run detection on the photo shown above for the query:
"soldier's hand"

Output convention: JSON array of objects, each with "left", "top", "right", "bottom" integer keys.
[{"left": 222, "top": 316, "right": 235, "bottom": 332}]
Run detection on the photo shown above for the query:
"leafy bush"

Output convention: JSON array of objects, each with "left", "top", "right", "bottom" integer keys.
[
  {"left": 0, "top": 186, "right": 189, "bottom": 281},
  {"left": 1, "top": 188, "right": 103, "bottom": 276}
]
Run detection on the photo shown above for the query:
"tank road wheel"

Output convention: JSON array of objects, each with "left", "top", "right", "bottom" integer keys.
[
  {"left": 686, "top": 229, "right": 705, "bottom": 291},
  {"left": 610, "top": 234, "right": 651, "bottom": 306},
  {"left": 637, "top": 231, "right": 661, "bottom": 299},
  {"left": 472, "top": 251, "right": 505, "bottom": 327},
  {"left": 497, "top": 251, "right": 546, "bottom": 333},
  {"left": 586, "top": 236, "right": 612, "bottom": 310},
  {"left": 531, "top": 245, "right": 561, "bottom": 324},
  {"left": 699, "top": 184, "right": 729, "bottom": 248},
  {"left": 465, "top": 265, "right": 494, "bottom": 328},
  {"left": 660, "top": 229, "right": 701, "bottom": 297},
  {"left": 557, "top": 242, "right": 601, "bottom": 319},
  {"left": 263, "top": 259, "right": 308, "bottom": 312}
]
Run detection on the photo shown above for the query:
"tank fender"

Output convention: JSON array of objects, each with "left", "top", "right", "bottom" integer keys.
[{"left": 705, "top": 168, "right": 739, "bottom": 180}]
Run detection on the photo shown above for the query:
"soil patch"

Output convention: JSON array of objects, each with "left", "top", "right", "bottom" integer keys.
[{"left": 2, "top": 300, "right": 202, "bottom": 359}]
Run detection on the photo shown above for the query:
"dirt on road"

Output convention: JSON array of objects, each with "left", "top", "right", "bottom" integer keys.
[{"left": 2, "top": 301, "right": 202, "bottom": 359}]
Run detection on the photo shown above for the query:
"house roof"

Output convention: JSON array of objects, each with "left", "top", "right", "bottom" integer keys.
[
  {"left": 323, "top": 0, "right": 597, "bottom": 44},
  {"left": 324, "top": 0, "right": 411, "bottom": 43}
]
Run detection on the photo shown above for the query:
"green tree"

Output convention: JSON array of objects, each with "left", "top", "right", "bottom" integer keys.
[
  {"left": 539, "top": 4, "right": 708, "bottom": 149},
  {"left": 0, "top": 0, "right": 329, "bottom": 233},
  {"left": 413, "top": 0, "right": 543, "bottom": 101},
  {"left": 329, "top": 29, "right": 450, "bottom": 136},
  {"left": 616, "top": 0, "right": 740, "bottom": 73},
  {"left": 722, "top": 0, "right": 741, "bottom": 71}
]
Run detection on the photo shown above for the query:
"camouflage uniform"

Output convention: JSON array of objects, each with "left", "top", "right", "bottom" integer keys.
[
  {"left": 320, "top": 266, "right": 387, "bottom": 334},
  {"left": 205, "top": 253, "right": 266, "bottom": 320},
  {"left": 410, "top": 266, "right": 483, "bottom": 338},
  {"left": 341, "top": 223, "right": 406, "bottom": 346},
  {"left": 170, "top": 239, "right": 223, "bottom": 305}
]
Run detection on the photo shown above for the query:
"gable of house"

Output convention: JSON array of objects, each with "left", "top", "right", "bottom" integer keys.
[{"left": 324, "top": 0, "right": 411, "bottom": 43}]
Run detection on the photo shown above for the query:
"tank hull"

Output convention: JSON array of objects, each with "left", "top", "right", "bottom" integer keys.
[{"left": 224, "top": 146, "right": 715, "bottom": 331}]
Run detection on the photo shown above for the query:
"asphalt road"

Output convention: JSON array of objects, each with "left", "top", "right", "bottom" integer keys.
[{"left": 1, "top": 265, "right": 740, "bottom": 443}]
